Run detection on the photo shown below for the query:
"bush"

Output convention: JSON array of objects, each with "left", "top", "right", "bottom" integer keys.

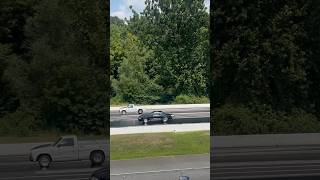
[
  {"left": 0, "top": 111, "right": 36, "bottom": 136},
  {"left": 212, "top": 104, "right": 320, "bottom": 135},
  {"left": 172, "top": 95, "right": 209, "bottom": 104},
  {"left": 111, "top": 96, "right": 126, "bottom": 106}
]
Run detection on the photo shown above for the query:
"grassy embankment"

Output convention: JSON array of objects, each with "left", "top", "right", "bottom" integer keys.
[{"left": 110, "top": 131, "right": 210, "bottom": 160}]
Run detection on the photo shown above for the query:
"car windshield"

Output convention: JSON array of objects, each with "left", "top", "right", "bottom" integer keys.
[{"left": 52, "top": 137, "right": 62, "bottom": 146}]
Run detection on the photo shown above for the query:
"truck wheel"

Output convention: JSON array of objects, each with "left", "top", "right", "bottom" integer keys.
[
  {"left": 121, "top": 110, "right": 126, "bottom": 115},
  {"left": 90, "top": 151, "right": 105, "bottom": 166},
  {"left": 138, "top": 109, "right": 143, "bottom": 114},
  {"left": 38, "top": 155, "right": 51, "bottom": 168}
]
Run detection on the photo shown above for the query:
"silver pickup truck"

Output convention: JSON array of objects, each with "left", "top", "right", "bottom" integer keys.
[{"left": 29, "top": 135, "right": 108, "bottom": 168}]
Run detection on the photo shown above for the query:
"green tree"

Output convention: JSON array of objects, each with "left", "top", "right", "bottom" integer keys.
[
  {"left": 212, "top": 0, "right": 309, "bottom": 111},
  {"left": 128, "top": 0, "right": 209, "bottom": 100},
  {"left": 6, "top": 0, "right": 109, "bottom": 134},
  {"left": 113, "top": 32, "right": 162, "bottom": 104},
  {"left": 0, "top": 0, "right": 38, "bottom": 120}
]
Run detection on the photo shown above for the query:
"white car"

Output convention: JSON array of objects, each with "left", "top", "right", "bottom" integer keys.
[
  {"left": 29, "top": 135, "right": 108, "bottom": 168},
  {"left": 119, "top": 104, "right": 144, "bottom": 115}
]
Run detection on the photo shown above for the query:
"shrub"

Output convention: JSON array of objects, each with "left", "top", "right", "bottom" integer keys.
[
  {"left": 0, "top": 111, "right": 36, "bottom": 136},
  {"left": 212, "top": 104, "right": 320, "bottom": 135},
  {"left": 173, "top": 94, "right": 209, "bottom": 104},
  {"left": 110, "top": 96, "right": 126, "bottom": 106}
]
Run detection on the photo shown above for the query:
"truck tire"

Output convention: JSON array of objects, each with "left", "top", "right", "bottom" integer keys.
[
  {"left": 138, "top": 109, "right": 143, "bottom": 114},
  {"left": 38, "top": 154, "right": 51, "bottom": 168},
  {"left": 90, "top": 151, "right": 105, "bottom": 166},
  {"left": 121, "top": 110, "right": 126, "bottom": 115}
]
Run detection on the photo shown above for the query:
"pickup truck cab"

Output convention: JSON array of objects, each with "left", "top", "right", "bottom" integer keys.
[
  {"left": 29, "top": 135, "right": 107, "bottom": 168},
  {"left": 119, "top": 104, "right": 144, "bottom": 115}
]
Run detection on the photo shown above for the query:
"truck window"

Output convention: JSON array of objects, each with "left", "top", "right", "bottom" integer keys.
[
  {"left": 128, "top": 104, "right": 133, "bottom": 108},
  {"left": 59, "top": 138, "right": 74, "bottom": 147}
]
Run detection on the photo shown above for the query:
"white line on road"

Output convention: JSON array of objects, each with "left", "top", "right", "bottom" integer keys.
[
  {"left": 215, "top": 172, "right": 320, "bottom": 180},
  {"left": 212, "top": 167, "right": 320, "bottom": 175},
  {"left": 213, "top": 163, "right": 320, "bottom": 170},
  {"left": 35, "top": 167, "right": 99, "bottom": 174},
  {"left": 110, "top": 166, "right": 210, "bottom": 176}
]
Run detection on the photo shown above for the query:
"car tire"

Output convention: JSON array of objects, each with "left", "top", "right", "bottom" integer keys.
[
  {"left": 121, "top": 110, "right": 126, "bottom": 115},
  {"left": 38, "top": 154, "right": 51, "bottom": 168},
  {"left": 138, "top": 109, "right": 143, "bottom": 114},
  {"left": 162, "top": 117, "right": 168, "bottom": 124},
  {"left": 143, "top": 118, "right": 148, "bottom": 125},
  {"left": 90, "top": 151, "right": 105, "bottom": 166}
]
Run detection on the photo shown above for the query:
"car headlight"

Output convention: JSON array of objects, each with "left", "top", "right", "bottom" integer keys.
[{"left": 90, "top": 176, "right": 99, "bottom": 180}]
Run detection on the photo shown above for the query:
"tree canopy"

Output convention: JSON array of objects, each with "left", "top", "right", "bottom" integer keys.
[{"left": 111, "top": 0, "right": 209, "bottom": 104}]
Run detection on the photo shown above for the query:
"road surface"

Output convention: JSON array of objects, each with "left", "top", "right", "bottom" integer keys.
[
  {"left": 0, "top": 155, "right": 106, "bottom": 180},
  {"left": 111, "top": 154, "right": 210, "bottom": 180},
  {"left": 211, "top": 134, "right": 320, "bottom": 179},
  {"left": 110, "top": 107, "right": 209, "bottom": 127}
]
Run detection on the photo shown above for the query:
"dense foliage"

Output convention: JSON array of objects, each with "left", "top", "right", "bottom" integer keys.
[
  {"left": 0, "top": 0, "right": 109, "bottom": 136},
  {"left": 111, "top": 0, "right": 209, "bottom": 104},
  {"left": 211, "top": 0, "right": 320, "bottom": 135}
]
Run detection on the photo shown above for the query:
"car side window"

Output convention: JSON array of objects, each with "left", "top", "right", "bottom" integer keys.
[
  {"left": 58, "top": 138, "right": 74, "bottom": 147},
  {"left": 154, "top": 112, "right": 160, "bottom": 115}
]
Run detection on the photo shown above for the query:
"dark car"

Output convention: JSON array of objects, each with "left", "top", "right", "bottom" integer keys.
[
  {"left": 90, "top": 167, "right": 108, "bottom": 180},
  {"left": 138, "top": 111, "right": 174, "bottom": 125},
  {"left": 179, "top": 176, "right": 190, "bottom": 180}
]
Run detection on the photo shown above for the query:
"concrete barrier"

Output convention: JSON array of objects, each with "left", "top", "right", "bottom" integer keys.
[
  {"left": 111, "top": 123, "right": 210, "bottom": 135},
  {"left": 110, "top": 104, "right": 210, "bottom": 111}
]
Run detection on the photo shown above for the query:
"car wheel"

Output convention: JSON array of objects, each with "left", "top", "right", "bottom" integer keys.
[
  {"left": 162, "top": 117, "right": 168, "bottom": 124},
  {"left": 38, "top": 155, "right": 51, "bottom": 168},
  {"left": 144, "top": 118, "right": 148, "bottom": 125},
  {"left": 90, "top": 151, "right": 105, "bottom": 166},
  {"left": 121, "top": 110, "right": 126, "bottom": 115},
  {"left": 138, "top": 109, "right": 143, "bottom": 114}
]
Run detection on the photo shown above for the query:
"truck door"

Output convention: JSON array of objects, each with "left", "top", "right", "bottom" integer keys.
[
  {"left": 127, "top": 104, "right": 135, "bottom": 113},
  {"left": 53, "top": 138, "right": 77, "bottom": 161}
]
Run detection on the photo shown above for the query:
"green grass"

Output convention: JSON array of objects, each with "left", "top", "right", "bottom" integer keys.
[{"left": 110, "top": 131, "right": 210, "bottom": 160}]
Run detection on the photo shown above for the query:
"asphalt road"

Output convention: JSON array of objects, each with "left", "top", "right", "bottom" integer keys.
[
  {"left": 211, "top": 138, "right": 320, "bottom": 179},
  {"left": 0, "top": 155, "right": 107, "bottom": 180},
  {"left": 111, "top": 154, "right": 210, "bottom": 180},
  {"left": 110, "top": 107, "right": 209, "bottom": 127}
]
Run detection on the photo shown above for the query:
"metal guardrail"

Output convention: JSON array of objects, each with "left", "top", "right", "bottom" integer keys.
[{"left": 110, "top": 104, "right": 210, "bottom": 111}]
